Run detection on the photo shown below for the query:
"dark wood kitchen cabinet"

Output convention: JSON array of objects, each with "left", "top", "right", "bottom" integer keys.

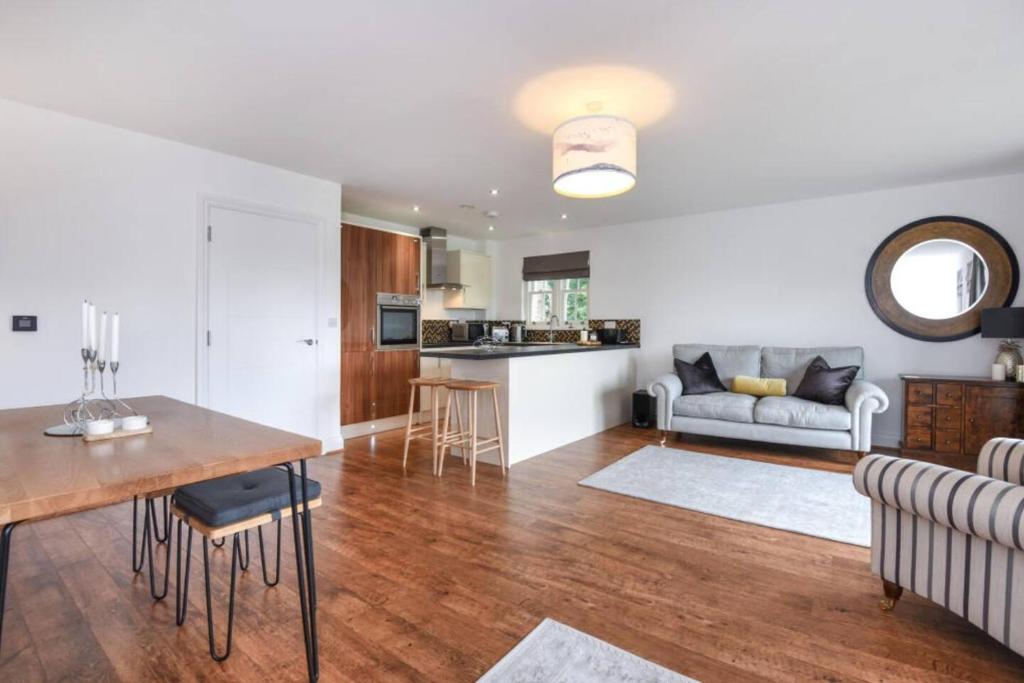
[
  {"left": 341, "top": 224, "right": 421, "bottom": 424},
  {"left": 900, "top": 375, "right": 1024, "bottom": 459}
]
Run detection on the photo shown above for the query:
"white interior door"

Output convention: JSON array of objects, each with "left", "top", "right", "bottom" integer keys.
[{"left": 206, "top": 205, "right": 319, "bottom": 437}]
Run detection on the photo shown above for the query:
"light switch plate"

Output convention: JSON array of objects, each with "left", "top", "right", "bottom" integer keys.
[{"left": 12, "top": 315, "right": 37, "bottom": 331}]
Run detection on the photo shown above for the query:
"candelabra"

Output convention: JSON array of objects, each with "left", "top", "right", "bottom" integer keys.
[{"left": 45, "top": 348, "right": 134, "bottom": 436}]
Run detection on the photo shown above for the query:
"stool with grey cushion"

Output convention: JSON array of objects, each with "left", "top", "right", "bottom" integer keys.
[{"left": 171, "top": 468, "right": 322, "bottom": 662}]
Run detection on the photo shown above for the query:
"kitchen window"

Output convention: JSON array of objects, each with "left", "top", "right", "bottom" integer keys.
[
  {"left": 524, "top": 278, "right": 589, "bottom": 327},
  {"left": 521, "top": 250, "right": 591, "bottom": 328}
]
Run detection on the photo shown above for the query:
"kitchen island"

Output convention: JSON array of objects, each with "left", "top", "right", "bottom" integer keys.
[{"left": 420, "top": 343, "right": 639, "bottom": 466}]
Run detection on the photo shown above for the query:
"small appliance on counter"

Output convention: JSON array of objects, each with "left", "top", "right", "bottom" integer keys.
[
  {"left": 451, "top": 321, "right": 489, "bottom": 342},
  {"left": 597, "top": 328, "right": 623, "bottom": 345},
  {"left": 511, "top": 323, "right": 525, "bottom": 342},
  {"left": 492, "top": 325, "right": 509, "bottom": 343}
]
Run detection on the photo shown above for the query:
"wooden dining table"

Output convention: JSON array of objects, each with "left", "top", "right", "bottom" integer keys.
[{"left": 0, "top": 395, "right": 323, "bottom": 681}]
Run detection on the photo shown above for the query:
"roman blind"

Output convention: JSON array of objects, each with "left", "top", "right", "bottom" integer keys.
[{"left": 522, "top": 250, "right": 590, "bottom": 281}]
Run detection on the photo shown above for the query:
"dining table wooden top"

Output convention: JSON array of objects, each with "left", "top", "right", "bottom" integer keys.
[{"left": 0, "top": 395, "right": 322, "bottom": 525}]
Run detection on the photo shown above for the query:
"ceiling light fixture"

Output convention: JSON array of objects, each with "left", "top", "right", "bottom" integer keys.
[
  {"left": 488, "top": 225, "right": 495, "bottom": 231},
  {"left": 552, "top": 115, "right": 636, "bottom": 199},
  {"left": 413, "top": 205, "right": 421, "bottom": 212},
  {"left": 561, "top": 213, "right": 568, "bottom": 220},
  {"left": 490, "top": 188, "right": 500, "bottom": 196}
]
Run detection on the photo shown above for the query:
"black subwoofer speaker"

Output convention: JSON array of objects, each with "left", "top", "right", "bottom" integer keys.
[{"left": 632, "top": 390, "right": 657, "bottom": 428}]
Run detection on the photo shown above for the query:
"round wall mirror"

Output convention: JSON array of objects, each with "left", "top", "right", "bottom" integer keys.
[
  {"left": 890, "top": 239, "right": 988, "bottom": 319},
  {"left": 866, "top": 217, "right": 1018, "bottom": 341}
]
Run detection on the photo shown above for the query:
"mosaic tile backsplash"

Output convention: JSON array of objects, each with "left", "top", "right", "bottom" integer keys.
[{"left": 421, "top": 319, "right": 640, "bottom": 345}]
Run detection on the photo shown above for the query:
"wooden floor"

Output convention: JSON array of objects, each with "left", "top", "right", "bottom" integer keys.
[{"left": 2, "top": 425, "right": 1023, "bottom": 682}]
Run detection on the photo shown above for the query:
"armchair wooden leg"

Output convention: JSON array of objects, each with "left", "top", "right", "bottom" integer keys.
[
  {"left": 880, "top": 579, "right": 903, "bottom": 611},
  {"left": 659, "top": 430, "right": 667, "bottom": 447}
]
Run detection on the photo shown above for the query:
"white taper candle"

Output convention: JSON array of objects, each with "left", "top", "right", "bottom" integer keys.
[
  {"left": 81, "top": 301, "right": 89, "bottom": 349},
  {"left": 98, "top": 312, "right": 107, "bottom": 363},
  {"left": 111, "top": 313, "right": 120, "bottom": 364},
  {"left": 88, "top": 304, "right": 97, "bottom": 352}
]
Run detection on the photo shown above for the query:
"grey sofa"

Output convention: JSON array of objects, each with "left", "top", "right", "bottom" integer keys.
[{"left": 647, "top": 345, "right": 889, "bottom": 454}]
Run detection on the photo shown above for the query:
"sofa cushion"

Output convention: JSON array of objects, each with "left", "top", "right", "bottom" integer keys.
[
  {"left": 675, "top": 352, "right": 728, "bottom": 395},
  {"left": 673, "top": 345, "right": 760, "bottom": 388},
  {"left": 754, "top": 395, "right": 852, "bottom": 431},
  {"left": 761, "top": 346, "right": 864, "bottom": 395},
  {"left": 793, "top": 356, "right": 860, "bottom": 405},
  {"left": 673, "top": 391, "right": 756, "bottom": 423}
]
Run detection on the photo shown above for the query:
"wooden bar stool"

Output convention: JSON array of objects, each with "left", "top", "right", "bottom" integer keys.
[
  {"left": 438, "top": 379, "right": 506, "bottom": 486},
  {"left": 403, "top": 376, "right": 463, "bottom": 475}
]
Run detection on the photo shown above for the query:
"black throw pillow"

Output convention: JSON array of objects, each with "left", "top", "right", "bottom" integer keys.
[
  {"left": 793, "top": 356, "right": 859, "bottom": 405},
  {"left": 674, "top": 352, "right": 728, "bottom": 395}
]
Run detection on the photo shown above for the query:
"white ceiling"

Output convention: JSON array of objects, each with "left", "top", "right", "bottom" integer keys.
[{"left": 2, "top": 1, "right": 1022, "bottom": 239}]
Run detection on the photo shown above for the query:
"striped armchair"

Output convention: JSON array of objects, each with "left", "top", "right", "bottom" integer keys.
[{"left": 853, "top": 438, "right": 1024, "bottom": 657}]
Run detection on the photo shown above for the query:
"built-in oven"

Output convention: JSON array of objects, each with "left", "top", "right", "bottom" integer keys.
[{"left": 376, "top": 293, "right": 421, "bottom": 350}]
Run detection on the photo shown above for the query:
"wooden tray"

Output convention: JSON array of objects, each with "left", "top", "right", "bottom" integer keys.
[
  {"left": 83, "top": 425, "right": 153, "bottom": 442},
  {"left": 576, "top": 340, "right": 603, "bottom": 346}
]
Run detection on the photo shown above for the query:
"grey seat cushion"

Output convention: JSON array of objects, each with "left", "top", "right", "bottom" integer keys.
[
  {"left": 174, "top": 468, "right": 322, "bottom": 528},
  {"left": 754, "top": 395, "right": 852, "bottom": 431},
  {"left": 673, "top": 344, "right": 760, "bottom": 388},
  {"left": 761, "top": 346, "right": 864, "bottom": 395},
  {"left": 673, "top": 391, "right": 756, "bottom": 423}
]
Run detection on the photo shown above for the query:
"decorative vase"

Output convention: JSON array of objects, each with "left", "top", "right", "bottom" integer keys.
[{"left": 995, "top": 340, "right": 1023, "bottom": 378}]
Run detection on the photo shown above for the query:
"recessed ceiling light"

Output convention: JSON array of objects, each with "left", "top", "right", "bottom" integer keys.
[
  {"left": 488, "top": 225, "right": 495, "bottom": 231},
  {"left": 560, "top": 213, "right": 568, "bottom": 220},
  {"left": 490, "top": 188, "right": 500, "bottom": 196},
  {"left": 484, "top": 210, "right": 500, "bottom": 218},
  {"left": 413, "top": 205, "right": 420, "bottom": 212}
]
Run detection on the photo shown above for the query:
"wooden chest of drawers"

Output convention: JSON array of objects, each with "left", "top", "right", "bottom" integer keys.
[{"left": 900, "top": 375, "right": 1024, "bottom": 457}]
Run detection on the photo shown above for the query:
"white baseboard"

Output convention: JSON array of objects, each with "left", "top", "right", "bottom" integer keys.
[
  {"left": 341, "top": 413, "right": 413, "bottom": 440},
  {"left": 321, "top": 433, "right": 344, "bottom": 453}
]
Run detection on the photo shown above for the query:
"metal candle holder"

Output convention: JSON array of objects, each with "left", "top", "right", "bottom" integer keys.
[{"left": 46, "top": 347, "right": 134, "bottom": 436}]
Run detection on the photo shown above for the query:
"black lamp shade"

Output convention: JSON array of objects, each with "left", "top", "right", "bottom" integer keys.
[{"left": 981, "top": 307, "right": 1024, "bottom": 338}]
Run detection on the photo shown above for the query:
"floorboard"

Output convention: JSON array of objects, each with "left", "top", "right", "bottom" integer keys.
[{"left": 1, "top": 424, "right": 1021, "bottom": 681}]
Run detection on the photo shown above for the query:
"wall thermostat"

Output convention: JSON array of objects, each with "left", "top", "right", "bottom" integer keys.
[{"left": 12, "top": 315, "right": 37, "bottom": 331}]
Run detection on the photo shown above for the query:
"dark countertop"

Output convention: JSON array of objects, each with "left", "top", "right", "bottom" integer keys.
[
  {"left": 420, "top": 343, "right": 639, "bottom": 360},
  {"left": 421, "top": 341, "right": 476, "bottom": 348}
]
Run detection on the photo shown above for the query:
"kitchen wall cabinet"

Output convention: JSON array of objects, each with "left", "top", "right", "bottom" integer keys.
[
  {"left": 341, "top": 223, "right": 421, "bottom": 424},
  {"left": 443, "top": 250, "right": 491, "bottom": 310}
]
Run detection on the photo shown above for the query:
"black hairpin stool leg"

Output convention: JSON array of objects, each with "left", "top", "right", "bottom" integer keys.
[
  {"left": 202, "top": 532, "right": 241, "bottom": 662},
  {"left": 211, "top": 537, "right": 225, "bottom": 549},
  {"left": 257, "top": 519, "right": 282, "bottom": 587},
  {"left": 284, "top": 461, "right": 319, "bottom": 682},
  {"left": 0, "top": 522, "right": 19, "bottom": 654},
  {"left": 175, "top": 518, "right": 193, "bottom": 626},
  {"left": 150, "top": 495, "right": 171, "bottom": 544},
  {"left": 143, "top": 498, "right": 171, "bottom": 600},
  {"left": 131, "top": 496, "right": 147, "bottom": 572},
  {"left": 238, "top": 530, "right": 250, "bottom": 571}
]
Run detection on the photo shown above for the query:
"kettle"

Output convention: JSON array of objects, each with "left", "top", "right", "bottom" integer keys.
[{"left": 511, "top": 323, "right": 525, "bottom": 342}]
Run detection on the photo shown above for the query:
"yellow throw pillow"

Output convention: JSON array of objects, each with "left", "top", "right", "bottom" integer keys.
[{"left": 732, "top": 375, "right": 786, "bottom": 397}]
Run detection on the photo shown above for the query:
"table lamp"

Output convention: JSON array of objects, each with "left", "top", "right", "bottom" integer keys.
[{"left": 981, "top": 307, "right": 1024, "bottom": 377}]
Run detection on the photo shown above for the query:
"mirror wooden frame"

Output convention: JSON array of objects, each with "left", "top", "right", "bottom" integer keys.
[{"left": 865, "top": 216, "right": 1018, "bottom": 342}]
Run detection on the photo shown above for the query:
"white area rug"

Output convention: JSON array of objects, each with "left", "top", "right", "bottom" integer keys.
[
  {"left": 478, "top": 618, "right": 696, "bottom": 682},
  {"left": 579, "top": 445, "right": 870, "bottom": 547}
]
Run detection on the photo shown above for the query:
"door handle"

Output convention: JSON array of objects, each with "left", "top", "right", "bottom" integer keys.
[{"left": 297, "top": 338, "right": 315, "bottom": 346}]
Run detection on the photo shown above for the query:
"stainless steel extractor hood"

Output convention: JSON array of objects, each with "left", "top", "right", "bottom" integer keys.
[{"left": 420, "top": 226, "right": 464, "bottom": 290}]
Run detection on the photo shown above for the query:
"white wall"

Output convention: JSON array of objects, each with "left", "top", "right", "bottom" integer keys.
[
  {"left": 0, "top": 98, "right": 343, "bottom": 449},
  {"left": 340, "top": 212, "right": 494, "bottom": 320},
  {"left": 492, "top": 173, "right": 1024, "bottom": 447}
]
